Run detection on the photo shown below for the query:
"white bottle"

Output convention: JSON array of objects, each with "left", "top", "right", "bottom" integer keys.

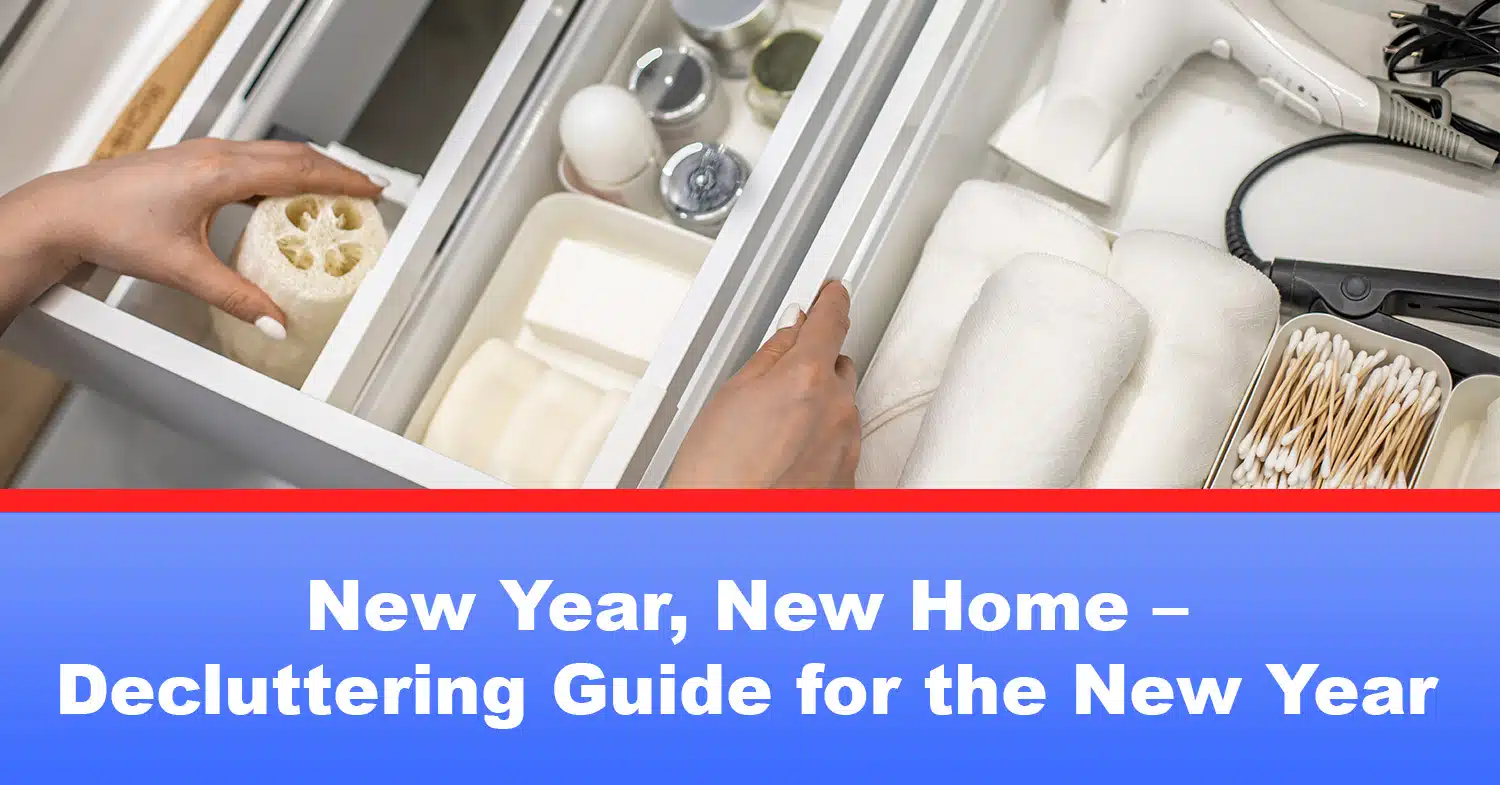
[{"left": 559, "top": 85, "right": 665, "bottom": 216}]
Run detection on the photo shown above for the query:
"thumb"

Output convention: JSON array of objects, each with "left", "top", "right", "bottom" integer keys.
[{"left": 165, "top": 248, "right": 288, "bottom": 340}]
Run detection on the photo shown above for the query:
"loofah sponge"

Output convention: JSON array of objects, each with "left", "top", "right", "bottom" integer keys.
[
  {"left": 211, "top": 195, "right": 388, "bottom": 387},
  {"left": 421, "top": 339, "right": 628, "bottom": 488}
]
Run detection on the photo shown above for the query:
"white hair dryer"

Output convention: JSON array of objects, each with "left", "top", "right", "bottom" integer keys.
[{"left": 992, "top": 0, "right": 1497, "bottom": 206}]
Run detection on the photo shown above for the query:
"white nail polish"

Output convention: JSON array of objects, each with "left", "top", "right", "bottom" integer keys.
[
  {"left": 777, "top": 303, "right": 805, "bottom": 330},
  {"left": 255, "top": 316, "right": 287, "bottom": 341},
  {"left": 840, "top": 275, "right": 855, "bottom": 293},
  {"left": 368, "top": 173, "right": 391, "bottom": 190}
]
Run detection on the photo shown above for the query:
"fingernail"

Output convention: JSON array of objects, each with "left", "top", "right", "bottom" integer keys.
[
  {"left": 367, "top": 172, "right": 390, "bottom": 190},
  {"left": 255, "top": 316, "right": 287, "bottom": 341},
  {"left": 840, "top": 275, "right": 855, "bottom": 294},
  {"left": 776, "top": 303, "right": 805, "bottom": 330}
]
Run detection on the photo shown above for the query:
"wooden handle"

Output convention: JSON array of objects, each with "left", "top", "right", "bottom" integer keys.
[
  {"left": 92, "top": 0, "right": 244, "bottom": 162},
  {"left": 1, "top": 0, "right": 246, "bottom": 486}
]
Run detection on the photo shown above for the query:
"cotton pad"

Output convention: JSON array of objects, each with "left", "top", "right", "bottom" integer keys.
[{"left": 211, "top": 194, "right": 388, "bottom": 387}]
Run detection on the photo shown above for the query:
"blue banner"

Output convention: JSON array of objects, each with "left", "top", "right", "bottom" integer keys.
[{"left": 1, "top": 512, "right": 1494, "bottom": 781}]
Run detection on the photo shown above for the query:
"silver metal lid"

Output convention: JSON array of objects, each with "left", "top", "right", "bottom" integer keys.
[
  {"left": 660, "top": 142, "right": 750, "bottom": 231},
  {"left": 670, "top": 0, "right": 783, "bottom": 52},
  {"left": 628, "top": 47, "right": 717, "bottom": 129}
]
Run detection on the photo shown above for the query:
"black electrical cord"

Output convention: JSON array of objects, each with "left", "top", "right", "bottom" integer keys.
[
  {"left": 1386, "top": 0, "right": 1500, "bottom": 152},
  {"left": 1227, "top": 2, "right": 1500, "bottom": 271},
  {"left": 1225, "top": 134, "right": 1411, "bottom": 271}
]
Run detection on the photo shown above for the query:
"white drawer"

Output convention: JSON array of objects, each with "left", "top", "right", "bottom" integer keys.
[
  {"left": 6, "top": 0, "right": 933, "bottom": 488},
  {"left": 686, "top": 0, "right": 1500, "bottom": 488}
]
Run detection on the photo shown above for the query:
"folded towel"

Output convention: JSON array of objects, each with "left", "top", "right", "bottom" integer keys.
[
  {"left": 1080, "top": 231, "right": 1280, "bottom": 488},
  {"left": 212, "top": 195, "right": 388, "bottom": 387},
  {"left": 422, "top": 339, "right": 626, "bottom": 488},
  {"left": 1464, "top": 397, "right": 1500, "bottom": 488},
  {"left": 900, "top": 254, "right": 1148, "bottom": 488},
  {"left": 856, "top": 180, "right": 1113, "bottom": 488}
]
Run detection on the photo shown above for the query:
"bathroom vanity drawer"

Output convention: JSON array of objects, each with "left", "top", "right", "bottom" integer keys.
[{"left": 6, "top": 0, "right": 931, "bottom": 488}]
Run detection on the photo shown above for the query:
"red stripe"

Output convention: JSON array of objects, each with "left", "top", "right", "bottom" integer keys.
[{"left": 1, "top": 490, "right": 1498, "bottom": 513}]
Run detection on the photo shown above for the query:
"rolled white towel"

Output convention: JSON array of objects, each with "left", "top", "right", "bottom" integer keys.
[
  {"left": 900, "top": 254, "right": 1148, "bottom": 488},
  {"left": 1464, "top": 397, "right": 1500, "bottom": 488},
  {"left": 212, "top": 195, "right": 388, "bottom": 387},
  {"left": 1080, "top": 231, "right": 1280, "bottom": 488},
  {"left": 422, "top": 339, "right": 626, "bottom": 488},
  {"left": 856, "top": 181, "right": 1113, "bottom": 488}
]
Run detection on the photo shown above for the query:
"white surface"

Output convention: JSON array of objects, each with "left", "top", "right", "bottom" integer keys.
[
  {"left": 523, "top": 238, "right": 697, "bottom": 376},
  {"left": 899, "top": 253, "right": 1147, "bottom": 488}
]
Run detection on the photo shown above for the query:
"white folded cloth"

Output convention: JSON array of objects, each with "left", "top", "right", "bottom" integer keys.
[
  {"left": 421, "top": 339, "right": 626, "bottom": 488},
  {"left": 856, "top": 180, "right": 1113, "bottom": 487},
  {"left": 1464, "top": 397, "right": 1500, "bottom": 488},
  {"left": 900, "top": 254, "right": 1148, "bottom": 488},
  {"left": 212, "top": 195, "right": 387, "bottom": 387},
  {"left": 1080, "top": 231, "right": 1280, "bottom": 488}
]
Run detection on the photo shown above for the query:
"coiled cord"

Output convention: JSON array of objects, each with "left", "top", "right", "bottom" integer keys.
[{"left": 1228, "top": 2, "right": 1500, "bottom": 271}]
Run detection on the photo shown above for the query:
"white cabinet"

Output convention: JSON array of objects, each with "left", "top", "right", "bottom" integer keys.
[{"left": 3, "top": 0, "right": 935, "bottom": 487}]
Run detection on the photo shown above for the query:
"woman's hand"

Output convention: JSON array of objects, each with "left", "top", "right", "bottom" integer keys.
[
  {"left": 668, "top": 281, "right": 861, "bottom": 489},
  {"left": 0, "top": 139, "right": 383, "bottom": 334}
]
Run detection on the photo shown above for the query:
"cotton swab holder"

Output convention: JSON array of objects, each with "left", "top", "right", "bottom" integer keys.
[{"left": 1208, "top": 313, "right": 1454, "bottom": 489}]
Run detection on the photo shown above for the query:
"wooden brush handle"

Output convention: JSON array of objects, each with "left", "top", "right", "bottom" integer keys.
[
  {"left": 93, "top": 0, "right": 244, "bottom": 162},
  {"left": 1, "top": 0, "right": 245, "bottom": 486}
]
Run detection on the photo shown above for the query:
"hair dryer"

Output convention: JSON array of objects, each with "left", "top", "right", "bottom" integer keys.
[{"left": 991, "top": 0, "right": 1498, "bottom": 206}]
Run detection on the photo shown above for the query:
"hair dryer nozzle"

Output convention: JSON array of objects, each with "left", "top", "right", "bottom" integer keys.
[{"left": 989, "top": 88, "right": 1132, "bottom": 207}]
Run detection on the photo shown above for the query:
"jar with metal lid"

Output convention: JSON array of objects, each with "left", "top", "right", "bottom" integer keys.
[
  {"left": 669, "top": 0, "right": 785, "bottom": 79},
  {"left": 629, "top": 46, "right": 730, "bottom": 154},
  {"left": 659, "top": 142, "right": 750, "bottom": 237},
  {"left": 747, "top": 29, "right": 822, "bottom": 127}
]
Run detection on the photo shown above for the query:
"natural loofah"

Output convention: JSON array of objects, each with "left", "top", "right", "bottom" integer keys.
[{"left": 211, "top": 194, "right": 388, "bottom": 387}]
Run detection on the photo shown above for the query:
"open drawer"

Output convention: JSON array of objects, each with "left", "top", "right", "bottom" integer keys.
[
  {"left": 655, "top": 0, "right": 1500, "bottom": 486},
  {"left": 5, "top": 0, "right": 932, "bottom": 488}
]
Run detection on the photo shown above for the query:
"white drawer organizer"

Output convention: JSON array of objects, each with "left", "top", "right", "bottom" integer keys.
[
  {"left": 3, "top": 0, "right": 932, "bottom": 488},
  {"left": 658, "top": 0, "right": 1500, "bottom": 487}
]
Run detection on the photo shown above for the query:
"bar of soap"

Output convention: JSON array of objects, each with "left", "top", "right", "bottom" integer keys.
[
  {"left": 422, "top": 339, "right": 627, "bottom": 488},
  {"left": 522, "top": 238, "right": 693, "bottom": 375},
  {"left": 422, "top": 340, "right": 547, "bottom": 471},
  {"left": 212, "top": 195, "right": 388, "bottom": 387}
]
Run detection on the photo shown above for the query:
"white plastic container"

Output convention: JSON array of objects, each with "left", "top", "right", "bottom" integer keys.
[
  {"left": 404, "top": 193, "right": 712, "bottom": 487},
  {"left": 1206, "top": 313, "right": 1455, "bottom": 489},
  {"left": 1415, "top": 375, "right": 1500, "bottom": 489}
]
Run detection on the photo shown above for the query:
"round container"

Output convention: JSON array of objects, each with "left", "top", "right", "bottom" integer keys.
[
  {"left": 669, "top": 0, "right": 785, "bottom": 78},
  {"left": 660, "top": 142, "right": 751, "bottom": 236},
  {"left": 747, "top": 29, "right": 821, "bottom": 127},
  {"left": 628, "top": 46, "right": 729, "bottom": 153}
]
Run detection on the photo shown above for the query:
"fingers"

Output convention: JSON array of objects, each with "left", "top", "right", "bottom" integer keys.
[
  {"left": 835, "top": 354, "right": 857, "bottom": 398},
  {"left": 789, "top": 280, "right": 852, "bottom": 365},
  {"left": 202, "top": 141, "right": 385, "bottom": 204},
  {"left": 164, "top": 248, "right": 288, "bottom": 339},
  {"left": 740, "top": 303, "right": 805, "bottom": 377}
]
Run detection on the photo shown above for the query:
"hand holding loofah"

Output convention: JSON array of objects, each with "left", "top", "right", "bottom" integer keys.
[{"left": 211, "top": 194, "right": 388, "bottom": 387}]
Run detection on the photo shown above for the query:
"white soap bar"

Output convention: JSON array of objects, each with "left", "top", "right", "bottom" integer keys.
[
  {"left": 212, "top": 195, "right": 388, "bottom": 387},
  {"left": 421, "top": 338, "right": 627, "bottom": 488},
  {"left": 522, "top": 238, "right": 693, "bottom": 375},
  {"left": 422, "top": 340, "right": 547, "bottom": 470}
]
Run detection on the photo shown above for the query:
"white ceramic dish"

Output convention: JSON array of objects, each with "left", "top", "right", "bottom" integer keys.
[{"left": 1416, "top": 375, "right": 1500, "bottom": 488}]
